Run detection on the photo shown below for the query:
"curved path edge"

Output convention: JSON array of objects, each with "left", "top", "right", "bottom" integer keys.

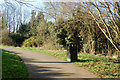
[{"left": 1, "top": 47, "right": 99, "bottom": 78}]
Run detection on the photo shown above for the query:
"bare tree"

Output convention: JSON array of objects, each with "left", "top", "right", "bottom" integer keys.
[{"left": 81, "top": 2, "right": 120, "bottom": 57}]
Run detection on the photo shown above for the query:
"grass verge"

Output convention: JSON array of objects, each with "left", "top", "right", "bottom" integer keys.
[
  {"left": 1, "top": 49, "right": 29, "bottom": 78},
  {"left": 2, "top": 46, "right": 120, "bottom": 78}
]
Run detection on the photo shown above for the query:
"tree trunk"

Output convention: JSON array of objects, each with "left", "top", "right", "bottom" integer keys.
[
  {"left": 89, "top": 38, "right": 92, "bottom": 54},
  {"left": 91, "top": 40, "right": 95, "bottom": 55},
  {"left": 107, "top": 41, "right": 112, "bottom": 57}
]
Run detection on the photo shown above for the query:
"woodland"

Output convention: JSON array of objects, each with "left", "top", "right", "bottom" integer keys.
[{"left": 1, "top": 1, "right": 120, "bottom": 58}]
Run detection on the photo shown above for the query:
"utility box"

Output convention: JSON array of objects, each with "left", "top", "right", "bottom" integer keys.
[{"left": 67, "top": 43, "right": 77, "bottom": 62}]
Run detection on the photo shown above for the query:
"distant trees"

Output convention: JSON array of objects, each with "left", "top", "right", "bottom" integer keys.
[
  {"left": 17, "top": 24, "right": 31, "bottom": 37},
  {"left": 0, "top": 1, "right": 29, "bottom": 46},
  {"left": 22, "top": 11, "right": 48, "bottom": 47}
]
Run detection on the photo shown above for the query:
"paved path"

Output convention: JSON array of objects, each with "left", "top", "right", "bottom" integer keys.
[{"left": 1, "top": 47, "right": 98, "bottom": 78}]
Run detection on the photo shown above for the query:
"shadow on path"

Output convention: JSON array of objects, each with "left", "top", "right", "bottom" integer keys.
[
  {"left": 8, "top": 51, "right": 73, "bottom": 78},
  {"left": 1, "top": 47, "right": 99, "bottom": 79},
  {"left": 25, "top": 60, "right": 73, "bottom": 78}
]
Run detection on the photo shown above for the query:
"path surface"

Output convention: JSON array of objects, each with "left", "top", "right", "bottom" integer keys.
[{"left": 1, "top": 47, "right": 98, "bottom": 78}]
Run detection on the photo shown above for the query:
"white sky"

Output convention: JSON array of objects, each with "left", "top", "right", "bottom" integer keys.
[
  {"left": 0, "top": 0, "right": 119, "bottom": 2},
  {"left": 0, "top": 0, "right": 46, "bottom": 23}
]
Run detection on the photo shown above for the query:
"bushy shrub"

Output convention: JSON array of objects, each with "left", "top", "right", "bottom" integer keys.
[
  {"left": 1, "top": 29, "right": 13, "bottom": 46},
  {"left": 22, "top": 37, "right": 32, "bottom": 47},
  {"left": 1, "top": 29, "right": 26, "bottom": 46},
  {"left": 22, "top": 36, "right": 43, "bottom": 47},
  {"left": 9, "top": 33, "right": 26, "bottom": 47}
]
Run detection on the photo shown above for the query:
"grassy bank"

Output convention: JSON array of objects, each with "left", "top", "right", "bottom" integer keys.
[
  {"left": 76, "top": 53, "right": 120, "bottom": 78},
  {"left": 2, "top": 46, "right": 120, "bottom": 78},
  {"left": 2, "top": 49, "right": 29, "bottom": 78}
]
